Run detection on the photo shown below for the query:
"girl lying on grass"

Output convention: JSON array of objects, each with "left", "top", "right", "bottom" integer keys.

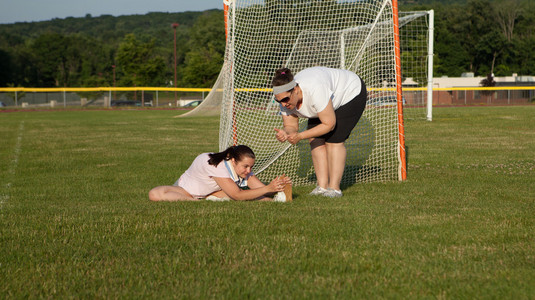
[{"left": 149, "top": 145, "right": 290, "bottom": 201}]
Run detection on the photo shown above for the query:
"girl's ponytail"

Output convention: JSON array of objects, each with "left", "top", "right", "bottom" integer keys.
[{"left": 208, "top": 145, "right": 255, "bottom": 166}]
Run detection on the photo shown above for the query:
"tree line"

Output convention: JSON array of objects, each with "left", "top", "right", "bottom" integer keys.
[
  {"left": 0, "top": 0, "right": 534, "bottom": 88},
  {"left": 426, "top": 0, "right": 535, "bottom": 77},
  {"left": 0, "top": 10, "right": 225, "bottom": 88}
]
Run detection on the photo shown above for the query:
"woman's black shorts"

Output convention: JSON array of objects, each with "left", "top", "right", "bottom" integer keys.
[{"left": 307, "top": 77, "right": 367, "bottom": 143}]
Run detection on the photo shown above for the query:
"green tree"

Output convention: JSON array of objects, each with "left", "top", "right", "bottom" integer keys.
[
  {"left": 115, "top": 34, "right": 167, "bottom": 87},
  {"left": 433, "top": 3, "right": 471, "bottom": 76},
  {"left": 434, "top": 15, "right": 470, "bottom": 76},
  {"left": 480, "top": 73, "right": 496, "bottom": 103},
  {"left": 182, "top": 48, "right": 224, "bottom": 87},
  {"left": 473, "top": 30, "right": 507, "bottom": 76},
  {"left": 181, "top": 11, "right": 225, "bottom": 87},
  {"left": 0, "top": 48, "right": 12, "bottom": 86},
  {"left": 515, "top": 36, "right": 535, "bottom": 74},
  {"left": 1, "top": 4, "right": 534, "bottom": 87},
  {"left": 12, "top": 46, "right": 38, "bottom": 86},
  {"left": 30, "top": 33, "right": 67, "bottom": 86},
  {"left": 464, "top": 0, "right": 497, "bottom": 75},
  {"left": 27, "top": 33, "right": 114, "bottom": 87},
  {"left": 495, "top": 0, "right": 522, "bottom": 42}
]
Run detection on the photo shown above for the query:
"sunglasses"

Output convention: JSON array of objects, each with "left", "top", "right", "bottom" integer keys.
[{"left": 275, "top": 88, "right": 294, "bottom": 104}]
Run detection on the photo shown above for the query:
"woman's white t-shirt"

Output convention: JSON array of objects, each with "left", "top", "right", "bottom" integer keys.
[
  {"left": 280, "top": 67, "right": 362, "bottom": 118},
  {"left": 173, "top": 153, "right": 252, "bottom": 198}
]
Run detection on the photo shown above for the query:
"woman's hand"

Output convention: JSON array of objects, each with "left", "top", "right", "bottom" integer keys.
[
  {"left": 275, "top": 128, "right": 302, "bottom": 145},
  {"left": 274, "top": 128, "right": 288, "bottom": 142},
  {"left": 286, "top": 132, "right": 302, "bottom": 145}
]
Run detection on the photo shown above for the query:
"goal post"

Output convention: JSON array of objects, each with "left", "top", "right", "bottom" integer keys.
[
  {"left": 392, "top": 0, "right": 407, "bottom": 181},
  {"left": 427, "top": 9, "right": 434, "bottom": 121},
  {"left": 398, "top": 10, "right": 434, "bottom": 121},
  {"left": 216, "top": 0, "right": 406, "bottom": 186}
]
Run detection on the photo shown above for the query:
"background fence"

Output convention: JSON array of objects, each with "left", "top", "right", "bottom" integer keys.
[
  {"left": 431, "top": 87, "right": 535, "bottom": 105},
  {"left": 0, "top": 87, "right": 212, "bottom": 108},
  {"left": 0, "top": 87, "right": 534, "bottom": 108},
  {"left": 402, "top": 86, "right": 535, "bottom": 107}
]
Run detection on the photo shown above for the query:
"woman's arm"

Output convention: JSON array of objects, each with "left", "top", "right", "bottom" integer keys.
[
  {"left": 282, "top": 114, "right": 300, "bottom": 134},
  {"left": 287, "top": 100, "right": 336, "bottom": 144},
  {"left": 213, "top": 176, "right": 286, "bottom": 201},
  {"left": 275, "top": 114, "right": 299, "bottom": 142}
]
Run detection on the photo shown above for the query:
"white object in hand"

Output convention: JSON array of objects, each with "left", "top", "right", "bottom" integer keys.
[{"left": 273, "top": 191, "right": 287, "bottom": 202}]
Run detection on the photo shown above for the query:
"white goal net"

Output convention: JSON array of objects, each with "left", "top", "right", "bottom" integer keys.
[
  {"left": 216, "top": 0, "right": 406, "bottom": 186},
  {"left": 182, "top": 10, "right": 434, "bottom": 121},
  {"left": 399, "top": 10, "right": 434, "bottom": 121}
]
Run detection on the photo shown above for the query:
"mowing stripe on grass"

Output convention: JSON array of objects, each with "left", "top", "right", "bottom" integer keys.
[{"left": 1, "top": 121, "right": 24, "bottom": 210}]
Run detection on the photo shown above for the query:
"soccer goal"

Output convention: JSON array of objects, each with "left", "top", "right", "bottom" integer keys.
[
  {"left": 209, "top": 0, "right": 407, "bottom": 187},
  {"left": 399, "top": 10, "right": 434, "bottom": 121}
]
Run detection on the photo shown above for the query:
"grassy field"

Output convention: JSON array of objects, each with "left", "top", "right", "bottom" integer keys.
[{"left": 1, "top": 106, "right": 534, "bottom": 298}]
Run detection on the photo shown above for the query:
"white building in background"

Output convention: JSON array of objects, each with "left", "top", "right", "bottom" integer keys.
[
  {"left": 401, "top": 73, "right": 535, "bottom": 106},
  {"left": 432, "top": 73, "right": 535, "bottom": 88}
]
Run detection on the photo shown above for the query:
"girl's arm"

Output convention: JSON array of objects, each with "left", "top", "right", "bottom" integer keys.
[
  {"left": 247, "top": 175, "right": 275, "bottom": 201},
  {"left": 213, "top": 176, "right": 286, "bottom": 201}
]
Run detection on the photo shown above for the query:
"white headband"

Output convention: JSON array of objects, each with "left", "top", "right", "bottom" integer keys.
[{"left": 272, "top": 80, "right": 297, "bottom": 95}]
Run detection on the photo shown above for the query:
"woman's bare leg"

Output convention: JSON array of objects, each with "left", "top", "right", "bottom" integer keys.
[
  {"left": 325, "top": 142, "right": 346, "bottom": 191},
  {"left": 310, "top": 138, "right": 329, "bottom": 188},
  {"left": 148, "top": 186, "right": 197, "bottom": 201}
]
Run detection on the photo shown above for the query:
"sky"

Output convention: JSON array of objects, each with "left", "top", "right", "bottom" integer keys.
[{"left": 0, "top": 0, "right": 224, "bottom": 24}]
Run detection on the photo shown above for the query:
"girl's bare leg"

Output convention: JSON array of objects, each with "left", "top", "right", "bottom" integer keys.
[
  {"left": 207, "top": 190, "right": 230, "bottom": 199},
  {"left": 148, "top": 186, "right": 197, "bottom": 201}
]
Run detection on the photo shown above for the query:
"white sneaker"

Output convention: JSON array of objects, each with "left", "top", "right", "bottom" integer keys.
[
  {"left": 273, "top": 191, "right": 287, "bottom": 202},
  {"left": 309, "top": 186, "right": 328, "bottom": 196},
  {"left": 322, "top": 188, "right": 343, "bottom": 198},
  {"left": 205, "top": 195, "right": 230, "bottom": 201}
]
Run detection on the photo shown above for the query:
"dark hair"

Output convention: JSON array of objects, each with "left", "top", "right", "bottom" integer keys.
[
  {"left": 272, "top": 68, "right": 294, "bottom": 87},
  {"left": 208, "top": 145, "right": 256, "bottom": 167}
]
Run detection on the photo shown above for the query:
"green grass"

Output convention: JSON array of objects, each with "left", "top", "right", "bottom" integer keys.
[{"left": 1, "top": 106, "right": 534, "bottom": 299}]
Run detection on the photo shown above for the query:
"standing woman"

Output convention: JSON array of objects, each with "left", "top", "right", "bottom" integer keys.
[
  {"left": 272, "top": 66, "right": 367, "bottom": 198},
  {"left": 149, "top": 145, "right": 289, "bottom": 201}
]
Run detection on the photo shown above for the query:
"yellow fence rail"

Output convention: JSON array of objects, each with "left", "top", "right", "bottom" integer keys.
[
  {"left": 0, "top": 86, "right": 534, "bottom": 108},
  {"left": 1, "top": 86, "right": 535, "bottom": 93},
  {"left": 0, "top": 87, "right": 212, "bottom": 92}
]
